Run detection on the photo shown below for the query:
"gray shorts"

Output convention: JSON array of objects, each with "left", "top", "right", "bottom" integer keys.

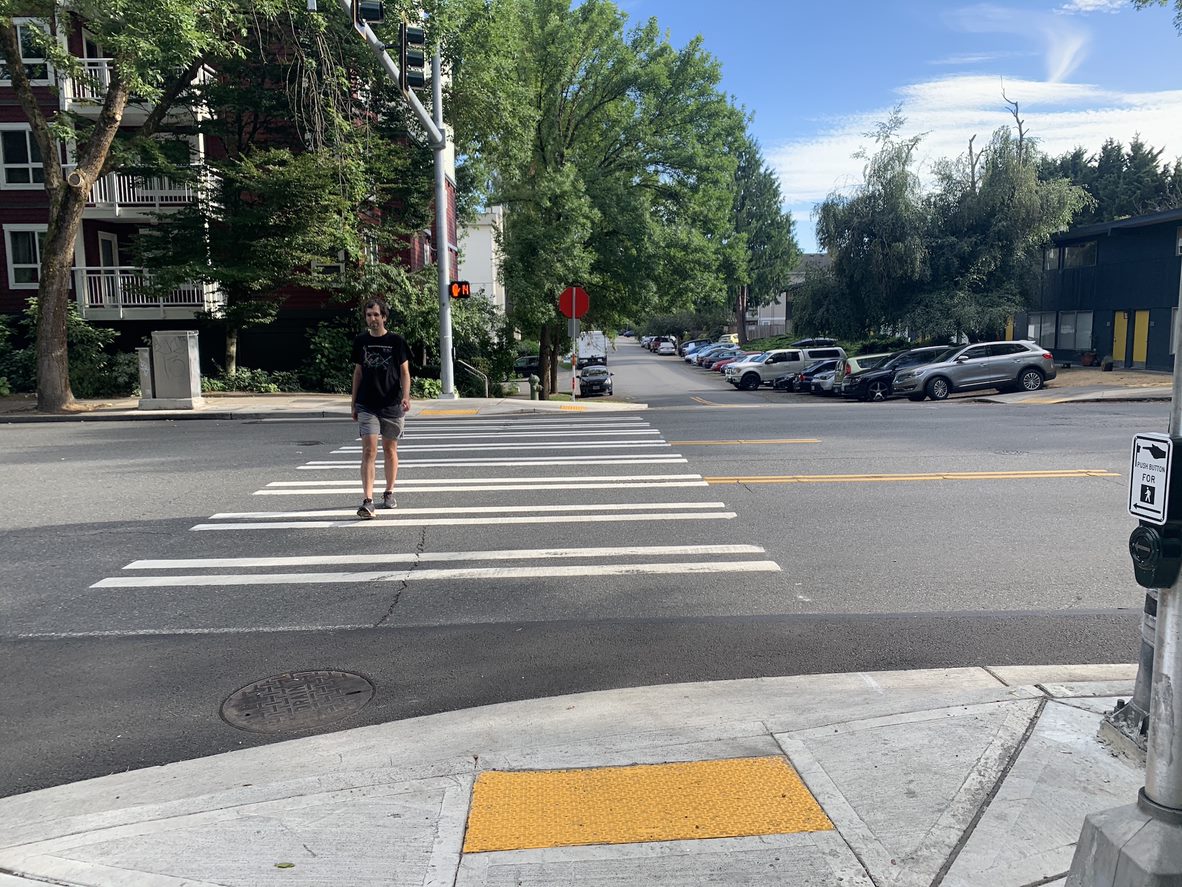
[{"left": 357, "top": 406, "right": 405, "bottom": 440}]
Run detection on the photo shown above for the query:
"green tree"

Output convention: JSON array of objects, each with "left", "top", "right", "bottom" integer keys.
[
  {"left": 0, "top": 0, "right": 292, "bottom": 411},
  {"left": 814, "top": 109, "right": 929, "bottom": 335},
  {"left": 447, "top": 0, "right": 744, "bottom": 396},
  {"left": 918, "top": 127, "right": 1091, "bottom": 339},
  {"left": 728, "top": 135, "right": 800, "bottom": 343}
]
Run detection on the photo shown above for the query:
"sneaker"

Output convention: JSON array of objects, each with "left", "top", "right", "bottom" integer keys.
[
  {"left": 381, "top": 490, "right": 397, "bottom": 509},
  {"left": 356, "top": 498, "right": 376, "bottom": 519}
]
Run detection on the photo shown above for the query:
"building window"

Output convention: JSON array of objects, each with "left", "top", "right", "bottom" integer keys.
[
  {"left": 0, "top": 127, "right": 44, "bottom": 187},
  {"left": 1043, "top": 246, "right": 1059, "bottom": 272},
  {"left": 1063, "top": 241, "right": 1097, "bottom": 269},
  {"left": 1027, "top": 311, "right": 1056, "bottom": 348},
  {"left": 4, "top": 225, "right": 47, "bottom": 289},
  {"left": 1056, "top": 310, "right": 1093, "bottom": 351},
  {"left": 0, "top": 21, "right": 51, "bottom": 84}
]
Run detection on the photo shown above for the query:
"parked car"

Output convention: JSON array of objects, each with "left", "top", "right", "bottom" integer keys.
[
  {"left": 726, "top": 346, "right": 847, "bottom": 390},
  {"left": 841, "top": 346, "right": 950, "bottom": 401},
  {"left": 680, "top": 338, "right": 712, "bottom": 356},
  {"left": 513, "top": 355, "right": 540, "bottom": 377},
  {"left": 578, "top": 366, "right": 613, "bottom": 397},
  {"left": 701, "top": 348, "right": 745, "bottom": 369},
  {"left": 890, "top": 341, "right": 1057, "bottom": 400},
  {"left": 811, "top": 369, "right": 838, "bottom": 395},
  {"left": 796, "top": 359, "right": 840, "bottom": 393},
  {"left": 712, "top": 352, "right": 755, "bottom": 373},
  {"left": 656, "top": 339, "right": 677, "bottom": 355},
  {"left": 717, "top": 333, "right": 740, "bottom": 345},
  {"left": 790, "top": 337, "right": 838, "bottom": 348},
  {"left": 832, "top": 352, "right": 892, "bottom": 392},
  {"left": 696, "top": 345, "right": 740, "bottom": 367},
  {"left": 640, "top": 336, "right": 655, "bottom": 349}
]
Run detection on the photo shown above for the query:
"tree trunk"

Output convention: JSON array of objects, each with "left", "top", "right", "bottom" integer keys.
[
  {"left": 225, "top": 326, "right": 239, "bottom": 375},
  {"left": 539, "top": 324, "right": 551, "bottom": 399},
  {"left": 35, "top": 190, "right": 88, "bottom": 412},
  {"left": 736, "top": 285, "right": 749, "bottom": 345}
]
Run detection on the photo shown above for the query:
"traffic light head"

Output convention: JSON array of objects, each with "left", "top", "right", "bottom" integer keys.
[
  {"left": 351, "top": 0, "right": 384, "bottom": 29},
  {"left": 449, "top": 280, "right": 472, "bottom": 300},
  {"left": 399, "top": 23, "right": 427, "bottom": 92}
]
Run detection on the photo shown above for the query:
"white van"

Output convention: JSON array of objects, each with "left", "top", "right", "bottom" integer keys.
[{"left": 725, "top": 346, "right": 846, "bottom": 390}]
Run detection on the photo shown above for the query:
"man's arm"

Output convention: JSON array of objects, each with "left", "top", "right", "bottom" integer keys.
[
  {"left": 351, "top": 364, "right": 362, "bottom": 421},
  {"left": 400, "top": 360, "right": 411, "bottom": 413}
]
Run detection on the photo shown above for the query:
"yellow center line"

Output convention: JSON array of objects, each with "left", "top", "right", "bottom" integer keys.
[
  {"left": 669, "top": 438, "right": 821, "bottom": 446},
  {"left": 705, "top": 469, "right": 1119, "bottom": 484}
]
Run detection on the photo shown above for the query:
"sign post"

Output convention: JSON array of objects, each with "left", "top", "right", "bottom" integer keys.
[{"left": 558, "top": 286, "right": 589, "bottom": 402}]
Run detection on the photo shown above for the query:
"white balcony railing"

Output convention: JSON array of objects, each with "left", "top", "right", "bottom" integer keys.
[
  {"left": 89, "top": 170, "right": 196, "bottom": 209},
  {"left": 76, "top": 266, "right": 217, "bottom": 312},
  {"left": 66, "top": 58, "right": 113, "bottom": 103}
]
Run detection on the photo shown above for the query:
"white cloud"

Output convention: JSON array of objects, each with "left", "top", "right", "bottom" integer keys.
[
  {"left": 942, "top": 4, "right": 1091, "bottom": 82},
  {"left": 1058, "top": 0, "right": 1125, "bottom": 13},
  {"left": 768, "top": 74, "right": 1182, "bottom": 251}
]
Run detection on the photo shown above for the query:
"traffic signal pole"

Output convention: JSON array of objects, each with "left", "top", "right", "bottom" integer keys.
[
  {"left": 326, "top": 0, "right": 456, "bottom": 398},
  {"left": 1067, "top": 275, "right": 1182, "bottom": 885}
]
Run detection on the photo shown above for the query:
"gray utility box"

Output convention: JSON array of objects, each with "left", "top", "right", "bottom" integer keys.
[{"left": 138, "top": 330, "right": 204, "bottom": 410}]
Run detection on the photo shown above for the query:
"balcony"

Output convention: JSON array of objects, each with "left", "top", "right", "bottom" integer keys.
[
  {"left": 88, "top": 170, "right": 199, "bottom": 213},
  {"left": 75, "top": 266, "right": 222, "bottom": 319},
  {"left": 64, "top": 58, "right": 113, "bottom": 105}
]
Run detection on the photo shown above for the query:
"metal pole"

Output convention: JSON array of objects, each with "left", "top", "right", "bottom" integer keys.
[
  {"left": 1142, "top": 256, "right": 1182, "bottom": 814},
  {"left": 571, "top": 317, "right": 579, "bottom": 401},
  {"left": 432, "top": 49, "right": 455, "bottom": 399}
]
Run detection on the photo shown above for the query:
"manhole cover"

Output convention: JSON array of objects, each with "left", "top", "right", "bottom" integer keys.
[{"left": 221, "top": 670, "right": 374, "bottom": 734}]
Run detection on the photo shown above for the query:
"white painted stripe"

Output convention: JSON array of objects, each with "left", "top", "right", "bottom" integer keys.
[
  {"left": 125, "top": 544, "right": 768, "bottom": 570},
  {"left": 93, "top": 560, "right": 780, "bottom": 588},
  {"left": 370, "top": 420, "right": 649, "bottom": 429},
  {"left": 331, "top": 442, "right": 669, "bottom": 452},
  {"left": 212, "top": 502, "right": 727, "bottom": 520},
  {"left": 14, "top": 624, "right": 382, "bottom": 638},
  {"left": 298, "top": 457, "right": 687, "bottom": 469},
  {"left": 265, "top": 474, "right": 703, "bottom": 486},
  {"left": 254, "top": 481, "right": 709, "bottom": 495},
  {"left": 398, "top": 430, "right": 661, "bottom": 440},
  {"left": 192, "top": 511, "right": 737, "bottom": 531}
]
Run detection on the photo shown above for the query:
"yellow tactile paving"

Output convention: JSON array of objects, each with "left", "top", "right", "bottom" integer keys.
[{"left": 462, "top": 756, "right": 832, "bottom": 853}]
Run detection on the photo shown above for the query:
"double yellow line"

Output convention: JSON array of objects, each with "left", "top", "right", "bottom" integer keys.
[{"left": 705, "top": 469, "right": 1119, "bottom": 485}]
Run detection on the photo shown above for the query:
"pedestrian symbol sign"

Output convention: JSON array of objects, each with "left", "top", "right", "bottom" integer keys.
[{"left": 1130, "top": 433, "right": 1172, "bottom": 525}]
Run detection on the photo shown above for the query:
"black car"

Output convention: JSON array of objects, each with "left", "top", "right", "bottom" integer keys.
[
  {"left": 790, "top": 337, "right": 839, "bottom": 348},
  {"left": 578, "top": 366, "right": 614, "bottom": 397},
  {"left": 841, "top": 347, "right": 950, "bottom": 402},
  {"left": 514, "top": 355, "right": 541, "bottom": 377},
  {"left": 776, "top": 358, "right": 839, "bottom": 392}
]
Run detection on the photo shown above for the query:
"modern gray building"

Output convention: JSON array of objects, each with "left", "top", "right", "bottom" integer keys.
[{"left": 1017, "top": 208, "right": 1182, "bottom": 371}]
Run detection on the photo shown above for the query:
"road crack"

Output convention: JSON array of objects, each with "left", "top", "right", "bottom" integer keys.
[{"left": 373, "top": 526, "right": 426, "bottom": 627}]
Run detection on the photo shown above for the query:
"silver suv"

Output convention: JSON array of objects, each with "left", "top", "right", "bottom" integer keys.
[{"left": 891, "top": 341, "right": 1056, "bottom": 401}]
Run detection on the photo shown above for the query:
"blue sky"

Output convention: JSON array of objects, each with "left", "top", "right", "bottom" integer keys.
[{"left": 618, "top": 0, "right": 1182, "bottom": 252}]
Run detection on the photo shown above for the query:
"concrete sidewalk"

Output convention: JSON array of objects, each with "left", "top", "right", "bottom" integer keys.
[
  {"left": 0, "top": 392, "right": 647, "bottom": 423},
  {"left": 0, "top": 664, "right": 1144, "bottom": 886}
]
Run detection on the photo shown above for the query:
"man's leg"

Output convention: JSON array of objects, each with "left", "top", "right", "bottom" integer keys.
[
  {"left": 382, "top": 437, "right": 398, "bottom": 495},
  {"left": 357, "top": 433, "right": 379, "bottom": 519}
]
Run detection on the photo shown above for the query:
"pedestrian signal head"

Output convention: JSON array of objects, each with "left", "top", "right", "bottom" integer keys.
[{"left": 449, "top": 280, "right": 472, "bottom": 300}]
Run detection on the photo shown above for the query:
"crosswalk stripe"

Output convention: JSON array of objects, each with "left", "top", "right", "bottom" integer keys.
[
  {"left": 254, "top": 480, "right": 709, "bottom": 495},
  {"left": 332, "top": 442, "right": 669, "bottom": 453},
  {"left": 399, "top": 430, "right": 662, "bottom": 440},
  {"left": 92, "top": 559, "right": 781, "bottom": 588},
  {"left": 212, "top": 502, "right": 728, "bottom": 520},
  {"left": 264, "top": 474, "right": 704, "bottom": 486},
  {"left": 297, "top": 457, "right": 688, "bottom": 469},
  {"left": 123, "top": 544, "right": 769, "bottom": 570},
  {"left": 191, "top": 511, "right": 738, "bottom": 531}
]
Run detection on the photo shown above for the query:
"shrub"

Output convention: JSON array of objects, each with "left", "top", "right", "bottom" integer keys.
[
  {"left": 202, "top": 367, "right": 301, "bottom": 393},
  {"left": 0, "top": 377, "right": 10, "bottom": 397},
  {"left": 301, "top": 316, "right": 356, "bottom": 393},
  {"left": 411, "top": 377, "right": 441, "bottom": 399}
]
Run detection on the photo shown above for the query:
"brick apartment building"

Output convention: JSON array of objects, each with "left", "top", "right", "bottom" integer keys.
[{"left": 0, "top": 12, "right": 457, "bottom": 370}]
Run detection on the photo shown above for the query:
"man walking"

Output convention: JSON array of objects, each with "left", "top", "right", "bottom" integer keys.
[{"left": 351, "top": 299, "right": 412, "bottom": 519}]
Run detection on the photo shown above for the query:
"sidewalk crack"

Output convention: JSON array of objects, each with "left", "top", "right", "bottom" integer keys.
[
  {"left": 374, "top": 527, "right": 426, "bottom": 627},
  {"left": 929, "top": 697, "right": 1047, "bottom": 887}
]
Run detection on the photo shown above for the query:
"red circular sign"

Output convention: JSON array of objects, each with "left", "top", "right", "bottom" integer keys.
[{"left": 558, "top": 286, "right": 589, "bottom": 319}]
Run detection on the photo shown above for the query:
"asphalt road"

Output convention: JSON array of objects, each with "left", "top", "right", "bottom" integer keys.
[{"left": 0, "top": 340, "right": 1163, "bottom": 797}]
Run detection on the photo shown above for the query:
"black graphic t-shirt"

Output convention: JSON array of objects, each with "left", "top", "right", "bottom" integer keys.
[{"left": 351, "top": 331, "right": 411, "bottom": 413}]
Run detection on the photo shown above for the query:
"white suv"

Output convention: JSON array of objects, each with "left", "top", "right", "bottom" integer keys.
[{"left": 726, "top": 346, "right": 846, "bottom": 390}]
